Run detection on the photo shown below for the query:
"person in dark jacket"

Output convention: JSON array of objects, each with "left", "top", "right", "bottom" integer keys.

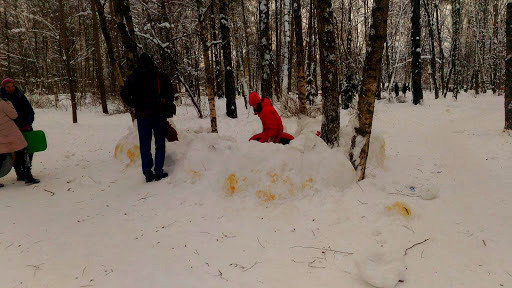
[
  {"left": 394, "top": 82, "right": 400, "bottom": 98},
  {"left": 402, "top": 82, "right": 408, "bottom": 96},
  {"left": 121, "top": 53, "right": 175, "bottom": 183},
  {"left": 0, "top": 77, "right": 39, "bottom": 184}
]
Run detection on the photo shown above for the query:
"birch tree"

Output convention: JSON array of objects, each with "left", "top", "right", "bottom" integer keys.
[{"left": 349, "top": 0, "right": 390, "bottom": 180}]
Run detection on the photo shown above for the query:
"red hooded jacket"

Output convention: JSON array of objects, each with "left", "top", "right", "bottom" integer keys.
[{"left": 257, "top": 98, "right": 284, "bottom": 143}]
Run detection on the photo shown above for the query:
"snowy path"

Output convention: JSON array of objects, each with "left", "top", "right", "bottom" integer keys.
[{"left": 0, "top": 94, "right": 511, "bottom": 287}]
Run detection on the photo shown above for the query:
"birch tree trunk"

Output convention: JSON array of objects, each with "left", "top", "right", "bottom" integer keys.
[
  {"left": 259, "top": 0, "right": 273, "bottom": 99},
  {"left": 452, "top": 0, "right": 462, "bottom": 100},
  {"left": 411, "top": 0, "right": 423, "bottom": 105},
  {"left": 282, "top": 0, "right": 291, "bottom": 98},
  {"left": 292, "top": 0, "right": 307, "bottom": 114},
  {"left": 197, "top": 0, "right": 218, "bottom": 132},
  {"left": 349, "top": 0, "right": 390, "bottom": 180}
]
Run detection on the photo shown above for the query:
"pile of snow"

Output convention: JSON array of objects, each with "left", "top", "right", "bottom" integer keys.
[
  {"left": 115, "top": 118, "right": 358, "bottom": 202},
  {"left": 355, "top": 248, "right": 406, "bottom": 288},
  {"left": 294, "top": 116, "right": 386, "bottom": 169}
]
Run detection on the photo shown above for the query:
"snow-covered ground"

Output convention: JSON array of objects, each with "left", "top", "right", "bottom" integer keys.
[{"left": 1, "top": 92, "right": 511, "bottom": 288}]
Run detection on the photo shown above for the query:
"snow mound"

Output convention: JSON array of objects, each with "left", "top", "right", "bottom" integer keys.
[
  {"left": 114, "top": 124, "right": 140, "bottom": 168},
  {"left": 116, "top": 120, "right": 357, "bottom": 202},
  {"left": 355, "top": 248, "right": 406, "bottom": 288}
]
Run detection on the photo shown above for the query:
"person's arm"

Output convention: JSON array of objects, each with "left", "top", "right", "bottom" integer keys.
[
  {"left": 1, "top": 100, "right": 18, "bottom": 120},
  {"left": 120, "top": 76, "right": 135, "bottom": 108},
  {"left": 21, "top": 95, "right": 35, "bottom": 126}
]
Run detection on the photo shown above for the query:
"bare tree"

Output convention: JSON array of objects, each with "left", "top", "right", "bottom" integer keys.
[
  {"left": 282, "top": 0, "right": 291, "bottom": 97},
  {"left": 57, "top": 0, "right": 78, "bottom": 123},
  {"left": 452, "top": 0, "right": 462, "bottom": 100},
  {"left": 349, "top": 0, "right": 390, "bottom": 180},
  {"left": 411, "top": 0, "right": 423, "bottom": 105},
  {"left": 197, "top": 0, "right": 218, "bottom": 132},
  {"left": 90, "top": 0, "right": 108, "bottom": 114},
  {"left": 220, "top": 0, "right": 237, "bottom": 118},
  {"left": 423, "top": 0, "right": 439, "bottom": 99},
  {"left": 506, "top": 0, "right": 512, "bottom": 130},
  {"left": 292, "top": 0, "right": 307, "bottom": 114},
  {"left": 259, "top": 0, "right": 273, "bottom": 99},
  {"left": 317, "top": 0, "right": 340, "bottom": 147}
]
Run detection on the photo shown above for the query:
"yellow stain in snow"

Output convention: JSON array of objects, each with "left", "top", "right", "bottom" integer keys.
[
  {"left": 125, "top": 145, "right": 140, "bottom": 167},
  {"left": 256, "top": 189, "right": 276, "bottom": 202},
  {"left": 386, "top": 201, "right": 412, "bottom": 217},
  {"left": 224, "top": 173, "right": 238, "bottom": 196}
]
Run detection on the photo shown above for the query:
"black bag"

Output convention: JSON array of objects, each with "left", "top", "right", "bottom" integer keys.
[{"left": 157, "top": 73, "right": 176, "bottom": 118}]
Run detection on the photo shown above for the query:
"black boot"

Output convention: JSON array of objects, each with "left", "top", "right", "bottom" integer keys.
[
  {"left": 154, "top": 172, "right": 168, "bottom": 181},
  {"left": 14, "top": 165, "right": 25, "bottom": 181},
  {"left": 24, "top": 171, "right": 40, "bottom": 185},
  {"left": 0, "top": 183, "right": 4, "bottom": 188}
]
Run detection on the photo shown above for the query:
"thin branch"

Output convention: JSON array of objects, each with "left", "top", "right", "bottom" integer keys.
[
  {"left": 242, "top": 261, "right": 260, "bottom": 272},
  {"left": 257, "top": 237, "right": 265, "bottom": 248},
  {"left": 404, "top": 238, "right": 430, "bottom": 256},
  {"left": 290, "top": 246, "right": 353, "bottom": 255}
]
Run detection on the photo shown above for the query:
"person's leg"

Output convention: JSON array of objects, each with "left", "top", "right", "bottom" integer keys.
[
  {"left": 13, "top": 150, "right": 25, "bottom": 181},
  {"left": 153, "top": 119, "right": 167, "bottom": 180},
  {"left": 14, "top": 148, "right": 39, "bottom": 184},
  {"left": 137, "top": 118, "right": 154, "bottom": 181}
]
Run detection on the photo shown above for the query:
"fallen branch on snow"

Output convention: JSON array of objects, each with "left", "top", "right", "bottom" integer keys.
[
  {"left": 404, "top": 238, "right": 430, "bottom": 256},
  {"left": 290, "top": 246, "right": 353, "bottom": 255}
]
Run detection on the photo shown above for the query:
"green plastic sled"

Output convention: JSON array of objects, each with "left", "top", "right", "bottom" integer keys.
[{"left": 23, "top": 130, "right": 47, "bottom": 153}]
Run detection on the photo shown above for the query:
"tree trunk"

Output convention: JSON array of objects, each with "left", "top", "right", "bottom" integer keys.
[
  {"left": 293, "top": 0, "right": 307, "bottom": 114},
  {"left": 112, "top": 0, "right": 138, "bottom": 73},
  {"left": 197, "top": 0, "right": 218, "bottom": 132},
  {"left": 241, "top": 0, "right": 252, "bottom": 91},
  {"left": 316, "top": 0, "right": 340, "bottom": 147},
  {"left": 259, "top": 0, "right": 273, "bottom": 99},
  {"left": 491, "top": 0, "right": 500, "bottom": 94},
  {"left": 349, "top": 0, "right": 390, "bottom": 181},
  {"left": 288, "top": 5, "right": 295, "bottom": 94},
  {"left": 93, "top": 0, "right": 123, "bottom": 86},
  {"left": 452, "top": 0, "right": 461, "bottom": 100},
  {"left": 282, "top": 0, "right": 291, "bottom": 98},
  {"left": 435, "top": 1, "right": 446, "bottom": 97},
  {"left": 423, "top": 0, "right": 439, "bottom": 99},
  {"left": 505, "top": 0, "right": 512, "bottom": 130},
  {"left": 4, "top": 5, "right": 12, "bottom": 77},
  {"left": 306, "top": 0, "right": 317, "bottom": 105},
  {"left": 90, "top": 0, "right": 108, "bottom": 114},
  {"left": 220, "top": 0, "right": 237, "bottom": 118},
  {"left": 275, "top": 0, "right": 282, "bottom": 100},
  {"left": 211, "top": 5, "right": 224, "bottom": 99},
  {"left": 411, "top": 0, "right": 423, "bottom": 105},
  {"left": 57, "top": 0, "right": 78, "bottom": 123}
]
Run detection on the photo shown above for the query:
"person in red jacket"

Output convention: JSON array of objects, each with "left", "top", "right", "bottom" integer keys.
[{"left": 248, "top": 92, "right": 294, "bottom": 144}]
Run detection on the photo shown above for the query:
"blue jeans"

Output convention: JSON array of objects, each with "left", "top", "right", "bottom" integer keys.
[{"left": 137, "top": 118, "right": 167, "bottom": 177}]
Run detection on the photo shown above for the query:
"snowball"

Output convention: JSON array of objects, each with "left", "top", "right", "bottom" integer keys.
[
  {"left": 419, "top": 185, "right": 440, "bottom": 200},
  {"left": 355, "top": 249, "right": 406, "bottom": 288}
]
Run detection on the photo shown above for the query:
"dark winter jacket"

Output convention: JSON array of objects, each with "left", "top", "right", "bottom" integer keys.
[
  {"left": 402, "top": 83, "right": 408, "bottom": 95},
  {"left": 0, "top": 87, "right": 35, "bottom": 130},
  {"left": 394, "top": 83, "right": 400, "bottom": 96},
  {"left": 121, "top": 53, "right": 175, "bottom": 119}
]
